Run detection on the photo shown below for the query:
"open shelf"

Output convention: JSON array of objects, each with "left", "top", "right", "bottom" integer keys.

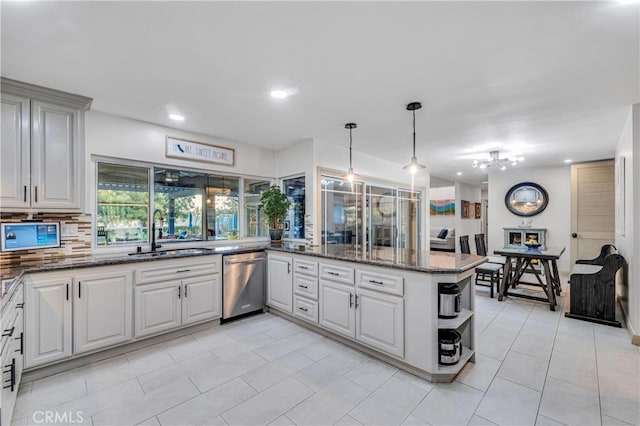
[
  {"left": 438, "top": 308, "right": 473, "bottom": 330},
  {"left": 437, "top": 346, "right": 474, "bottom": 374}
]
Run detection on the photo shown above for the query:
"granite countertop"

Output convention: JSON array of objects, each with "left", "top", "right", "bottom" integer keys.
[
  {"left": 268, "top": 243, "right": 487, "bottom": 274},
  {"left": 1, "top": 242, "right": 486, "bottom": 311}
]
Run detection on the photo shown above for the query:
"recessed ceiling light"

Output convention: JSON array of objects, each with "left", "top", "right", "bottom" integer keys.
[
  {"left": 481, "top": 181, "right": 488, "bottom": 184},
  {"left": 617, "top": 0, "right": 638, "bottom": 5},
  {"left": 564, "top": 159, "right": 572, "bottom": 163},
  {"left": 270, "top": 87, "right": 299, "bottom": 100},
  {"left": 456, "top": 172, "right": 463, "bottom": 176},
  {"left": 169, "top": 114, "right": 184, "bottom": 121}
]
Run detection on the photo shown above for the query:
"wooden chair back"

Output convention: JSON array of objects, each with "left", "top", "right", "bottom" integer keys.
[{"left": 460, "top": 235, "right": 470, "bottom": 254}]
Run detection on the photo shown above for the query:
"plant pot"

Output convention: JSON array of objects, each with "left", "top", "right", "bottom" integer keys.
[{"left": 269, "top": 229, "right": 283, "bottom": 241}]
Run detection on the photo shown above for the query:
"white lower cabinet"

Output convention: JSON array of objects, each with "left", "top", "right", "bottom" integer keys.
[
  {"left": 182, "top": 275, "right": 222, "bottom": 325},
  {"left": 355, "top": 287, "right": 404, "bottom": 358},
  {"left": 318, "top": 268, "right": 404, "bottom": 358},
  {"left": 24, "top": 274, "right": 72, "bottom": 368},
  {"left": 73, "top": 269, "right": 133, "bottom": 354},
  {"left": 135, "top": 281, "right": 181, "bottom": 338},
  {"left": 267, "top": 254, "right": 293, "bottom": 313},
  {"left": 134, "top": 256, "right": 222, "bottom": 338},
  {"left": 319, "top": 279, "right": 355, "bottom": 337}
]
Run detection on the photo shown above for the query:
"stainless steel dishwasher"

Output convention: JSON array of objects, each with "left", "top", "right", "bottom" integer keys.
[{"left": 222, "top": 251, "right": 266, "bottom": 321}]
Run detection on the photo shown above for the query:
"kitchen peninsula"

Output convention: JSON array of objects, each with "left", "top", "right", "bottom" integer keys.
[{"left": 265, "top": 244, "right": 485, "bottom": 382}]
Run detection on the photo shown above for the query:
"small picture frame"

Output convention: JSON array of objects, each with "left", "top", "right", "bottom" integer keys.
[
  {"left": 284, "top": 220, "right": 290, "bottom": 231},
  {"left": 461, "top": 200, "right": 469, "bottom": 219},
  {"left": 475, "top": 202, "right": 482, "bottom": 219}
]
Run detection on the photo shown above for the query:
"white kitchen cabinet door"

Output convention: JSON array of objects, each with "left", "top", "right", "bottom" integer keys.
[
  {"left": 24, "top": 275, "right": 72, "bottom": 368},
  {"left": 73, "top": 269, "right": 133, "bottom": 354},
  {"left": 135, "top": 281, "right": 181, "bottom": 338},
  {"left": 30, "top": 100, "right": 82, "bottom": 209},
  {"left": 0, "top": 93, "right": 30, "bottom": 209},
  {"left": 267, "top": 254, "right": 293, "bottom": 313},
  {"left": 182, "top": 275, "right": 222, "bottom": 325},
  {"left": 355, "top": 287, "right": 404, "bottom": 358},
  {"left": 319, "top": 279, "right": 355, "bottom": 338}
]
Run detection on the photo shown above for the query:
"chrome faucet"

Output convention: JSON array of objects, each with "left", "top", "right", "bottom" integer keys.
[{"left": 151, "top": 209, "right": 163, "bottom": 251}]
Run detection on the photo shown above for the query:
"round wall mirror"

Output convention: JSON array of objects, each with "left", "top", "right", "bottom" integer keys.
[{"left": 504, "top": 182, "right": 549, "bottom": 216}]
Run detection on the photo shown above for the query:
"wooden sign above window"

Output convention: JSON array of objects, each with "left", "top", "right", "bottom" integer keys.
[{"left": 166, "top": 136, "right": 235, "bottom": 166}]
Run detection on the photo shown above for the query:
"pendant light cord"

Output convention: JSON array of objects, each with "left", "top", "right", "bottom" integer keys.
[
  {"left": 412, "top": 109, "right": 416, "bottom": 157},
  {"left": 349, "top": 127, "right": 353, "bottom": 168}
]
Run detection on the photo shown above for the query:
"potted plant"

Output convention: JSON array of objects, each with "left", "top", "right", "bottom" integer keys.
[{"left": 259, "top": 185, "right": 291, "bottom": 241}]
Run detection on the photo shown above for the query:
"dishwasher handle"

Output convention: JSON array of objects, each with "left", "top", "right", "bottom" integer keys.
[{"left": 225, "top": 258, "right": 266, "bottom": 266}]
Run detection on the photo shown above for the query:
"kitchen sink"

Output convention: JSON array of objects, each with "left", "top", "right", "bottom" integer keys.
[{"left": 128, "top": 248, "right": 212, "bottom": 257}]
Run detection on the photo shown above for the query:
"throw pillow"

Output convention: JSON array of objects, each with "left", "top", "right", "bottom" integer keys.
[{"left": 437, "top": 228, "right": 448, "bottom": 239}]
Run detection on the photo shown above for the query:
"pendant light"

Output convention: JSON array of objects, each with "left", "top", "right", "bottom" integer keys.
[
  {"left": 403, "top": 101, "right": 426, "bottom": 174},
  {"left": 342, "top": 123, "right": 359, "bottom": 182}
]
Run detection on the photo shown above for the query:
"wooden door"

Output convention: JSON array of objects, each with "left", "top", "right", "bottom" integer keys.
[
  {"left": 182, "top": 274, "right": 221, "bottom": 325},
  {"left": 74, "top": 269, "right": 133, "bottom": 354},
  {"left": 570, "top": 161, "right": 615, "bottom": 265},
  {"left": 24, "top": 275, "right": 72, "bottom": 368}
]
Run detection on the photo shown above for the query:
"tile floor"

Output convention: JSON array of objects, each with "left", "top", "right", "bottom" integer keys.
[{"left": 11, "top": 279, "right": 640, "bottom": 426}]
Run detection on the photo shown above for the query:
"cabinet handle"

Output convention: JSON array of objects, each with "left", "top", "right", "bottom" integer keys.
[
  {"left": 3, "top": 359, "right": 15, "bottom": 391},
  {"left": 66, "top": 283, "right": 69, "bottom": 301},
  {"left": 299, "top": 265, "right": 309, "bottom": 270},
  {"left": 287, "top": 262, "right": 291, "bottom": 274},
  {"left": 16, "top": 303, "right": 23, "bottom": 309},
  {"left": 2, "top": 327, "right": 14, "bottom": 337},
  {"left": 298, "top": 306, "right": 308, "bottom": 312},
  {"left": 298, "top": 284, "right": 308, "bottom": 289},
  {"left": 184, "top": 284, "right": 188, "bottom": 298},
  {"left": 355, "top": 295, "right": 359, "bottom": 309},
  {"left": 349, "top": 293, "right": 353, "bottom": 308},
  {"left": 176, "top": 269, "right": 191, "bottom": 273},
  {"left": 15, "top": 332, "right": 23, "bottom": 355},
  {"left": 78, "top": 281, "right": 81, "bottom": 298},
  {"left": 34, "top": 186, "right": 38, "bottom": 203},
  {"left": 23, "top": 186, "right": 27, "bottom": 202},
  {"left": 327, "top": 271, "right": 340, "bottom": 276},
  {"left": 368, "top": 280, "right": 384, "bottom": 285},
  {"left": 178, "top": 286, "right": 181, "bottom": 299}
]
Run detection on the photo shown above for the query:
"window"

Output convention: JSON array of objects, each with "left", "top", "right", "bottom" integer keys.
[
  {"left": 205, "top": 175, "right": 239, "bottom": 240},
  {"left": 154, "top": 168, "right": 205, "bottom": 242},
  {"left": 96, "top": 160, "right": 270, "bottom": 247},
  {"left": 283, "top": 176, "right": 305, "bottom": 239},
  {"left": 97, "top": 163, "right": 150, "bottom": 246},
  {"left": 244, "top": 179, "right": 270, "bottom": 238},
  {"left": 320, "top": 175, "right": 422, "bottom": 254}
]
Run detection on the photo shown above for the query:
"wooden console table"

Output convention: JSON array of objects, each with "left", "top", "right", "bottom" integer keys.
[{"left": 494, "top": 246, "right": 565, "bottom": 311}]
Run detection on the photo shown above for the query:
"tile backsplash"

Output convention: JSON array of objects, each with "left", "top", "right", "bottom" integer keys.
[{"left": 0, "top": 213, "right": 92, "bottom": 265}]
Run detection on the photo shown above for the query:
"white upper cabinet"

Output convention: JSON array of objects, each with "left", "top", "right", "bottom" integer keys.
[{"left": 0, "top": 78, "right": 91, "bottom": 211}]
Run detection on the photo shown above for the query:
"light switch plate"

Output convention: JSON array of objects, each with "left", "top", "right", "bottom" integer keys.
[{"left": 61, "top": 223, "right": 79, "bottom": 237}]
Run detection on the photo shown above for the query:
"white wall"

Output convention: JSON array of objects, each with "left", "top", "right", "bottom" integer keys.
[
  {"left": 456, "top": 182, "right": 482, "bottom": 254},
  {"left": 615, "top": 103, "right": 640, "bottom": 339},
  {"left": 85, "top": 110, "right": 275, "bottom": 178},
  {"left": 488, "top": 166, "right": 571, "bottom": 271}
]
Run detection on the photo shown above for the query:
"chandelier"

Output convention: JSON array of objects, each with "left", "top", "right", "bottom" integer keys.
[{"left": 472, "top": 151, "right": 524, "bottom": 171}]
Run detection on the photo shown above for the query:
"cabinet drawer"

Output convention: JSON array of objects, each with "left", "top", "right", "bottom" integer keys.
[
  {"left": 293, "top": 296, "right": 319, "bottom": 324},
  {"left": 356, "top": 269, "right": 404, "bottom": 296},
  {"left": 294, "top": 274, "right": 318, "bottom": 300},
  {"left": 293, "top": 258, "right": 318, "bottom": 276},
  {"left": 319, "top": 263, "right": 354, "bottom": 285},
  {"left": 135, "top": 256, "right": 221, "bottom": 284}
]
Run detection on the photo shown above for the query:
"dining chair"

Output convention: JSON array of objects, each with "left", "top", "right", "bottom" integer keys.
[
  {"left": 472, "top": 233, "right": 502, "bottom": 298},
  {"left": 459, "top": 235, "right": 470, "bottom": 254}
]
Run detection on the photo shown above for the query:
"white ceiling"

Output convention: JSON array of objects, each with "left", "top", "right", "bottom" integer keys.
[{"left": 2, "top": 1, "right": 638, "bottom": 186}]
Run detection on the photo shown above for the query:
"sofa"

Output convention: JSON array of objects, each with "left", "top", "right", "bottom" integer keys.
[{"left": 430, "top": 227, "right": 455, "bottom": 251}]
